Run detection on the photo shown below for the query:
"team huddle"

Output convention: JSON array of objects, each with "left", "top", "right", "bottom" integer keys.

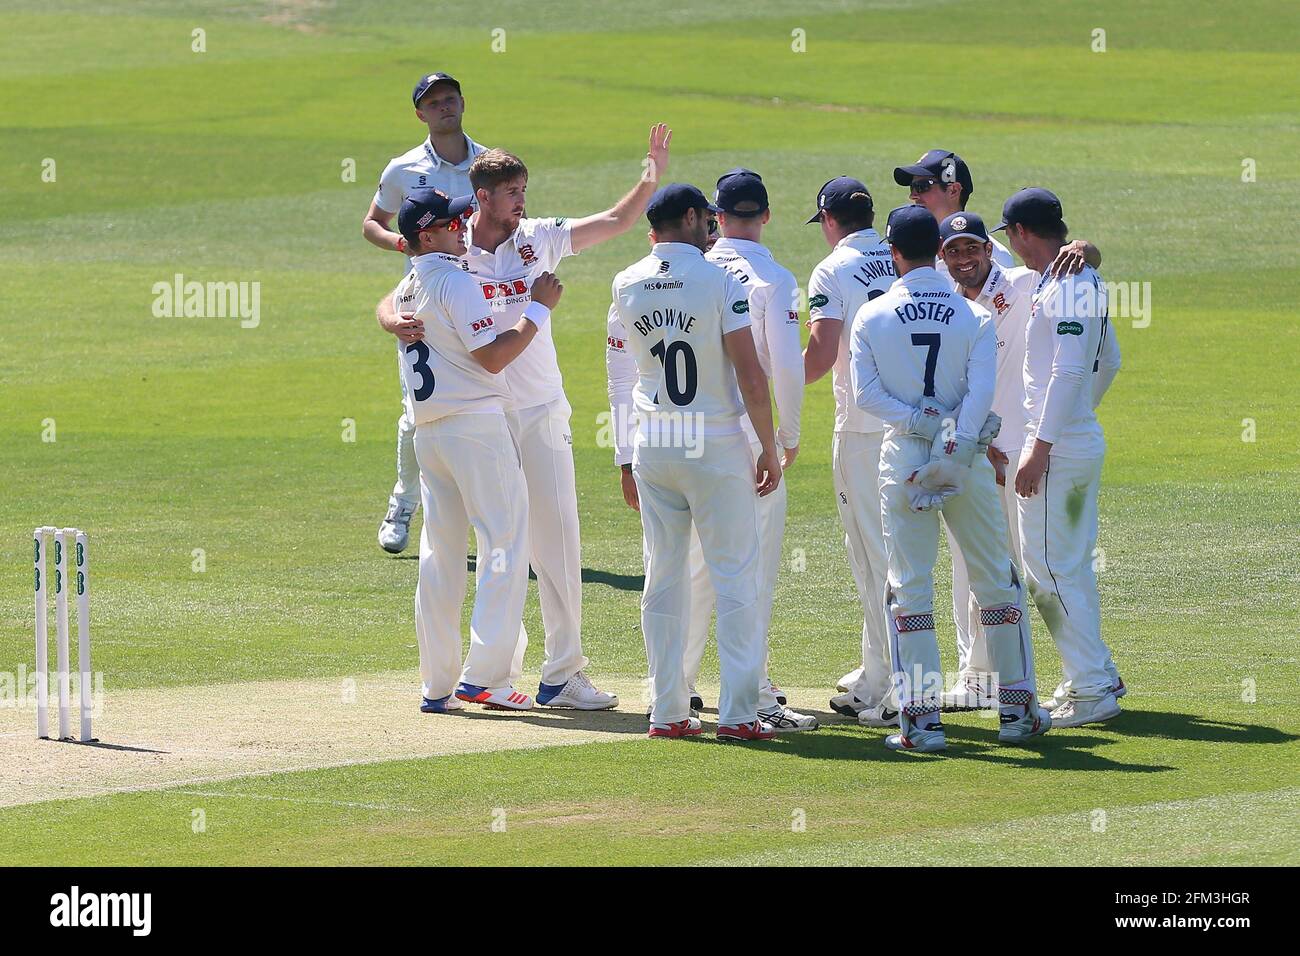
[{"left": 365, "top": 72, "right": 1125, "bottom": 749}]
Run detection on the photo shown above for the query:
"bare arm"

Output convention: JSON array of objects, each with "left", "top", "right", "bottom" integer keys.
[
  {"left": 376, "top": 292, "right": 424, "bottom": 344},
  {"left": 567, "top": 124, "right": 671, "bottom": 253},
  {"left": 363, "top": 201, "right": 406, "bottom": 253},
  {"left": 723, "top": 326, "right": 781, "bottom": 496},
  {"left": 804, "top": 318, "right": 840, "bottom": 383}
]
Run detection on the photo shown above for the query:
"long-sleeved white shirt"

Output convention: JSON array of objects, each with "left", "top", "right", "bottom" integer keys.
[
  {"left": 706, "top": 237, "right": 803, "bottom": 449},
  {"left": 850, "top": 267, "right": 996, "bottom": 444},
  {"left": 1024, "top": 266, "right": 1118, "bottom": 458}
]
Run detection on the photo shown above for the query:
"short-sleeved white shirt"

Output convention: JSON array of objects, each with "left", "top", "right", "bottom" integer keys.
[
  {"left": 392, "top": 252, "right": 511, "bottom": 425},
  {"left": 706, "top": 237, "right": 803, "bottom": 449},
  {"left": 462, "top": 216, "right": 576, "bottom": 411},
  {"left": 807, "top": 229, "right": 897, "bottom": 434},
  {"left": 372, "top": 134, "right": 490, "bottom": 214},
  {"left": 612, "top": 242, "right": 753, "bottom": 441}
]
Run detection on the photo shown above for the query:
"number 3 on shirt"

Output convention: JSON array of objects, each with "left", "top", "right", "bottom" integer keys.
[
  {"left": 406, "top": 341, "right": 435, "bottom": 401},
  {"left": 910, "top": 333, "right": 940, "bottom": 397}
]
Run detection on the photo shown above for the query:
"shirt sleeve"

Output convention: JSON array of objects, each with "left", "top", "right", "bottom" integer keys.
[
  {"left": 807, "top": 261, "right": 842, "bottom": 324},
  {"left": 1092, "top": 315, "right": 1121, "bottom": 408},
  {"left": 764, "top": 270, "right": 805, "bottom": 448},
  {"left": 721, "top": 272, "right": 753, "bottom": 335},
  {"left": 1035, "top": 275, "right": 1093, "bottom": 444},
  {"left": 605, "top": 303, "right": 638, "bottom": 466},
  {"left": 372, "top": 160, "right": 404, "bottom": 214},
  {"left": 956, "top": 311, "right": 997, "bottom": 441},
  {"left": 446, "top": 271, "right": 499, "bottom": 352},
  {"left": 534, "top": 217, "right": 576, "bottom": 262},
  {"left": 850, "top": 308, "right": 917, "bottom": 429}
]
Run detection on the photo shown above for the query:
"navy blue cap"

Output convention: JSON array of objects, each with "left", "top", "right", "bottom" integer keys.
[
  {"left": 714, "top": 168, "right": 768, "bottom": 215},
  {"left": 893, "top": 149, "right": 974, "bottom": 197},
  {"left": 412, "top": 72, "right": 461, "bottom": 106},
  {"left": 885, "top": 205, "right": 941, "bottom": 258},
  {"left": 991, "top": 187, "right": 1063, "bottom": 232},
  {"left": 398, "top": 188, "right": 473, "bottom": 242},
  {"left": 646, "top": 183, "right": 718, "bottom": 227},
  {"left": 807, "top": 176, "right": 872, "bottom": 224},
  {"left": 939, "top": 211, "right": 991, "bottom": 248}
]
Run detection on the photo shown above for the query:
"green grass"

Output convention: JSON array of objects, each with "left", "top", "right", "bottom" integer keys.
[{"left": 1, "top": 0, "right": 1297, "bottom": 865}]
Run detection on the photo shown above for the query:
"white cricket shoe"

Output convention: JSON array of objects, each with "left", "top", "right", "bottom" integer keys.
[
  {"left": 454, "top": 683, "right": 533, "bottom": 711},
  {"left": 537, "top": 670, "right": 618, "bottom": 710},
  {"left": 1050, "top": 692, "right": 1121, "bottom": 728},
  {"left": 885, "top": 721, "right": 946, "bottom": 753},
  {"left": 829, "top": 691, "right": 868, "bottom": 717},
  {"left": 378, "top": 496, "right": 417, "bottom": 554},
  {"left": 998, "top": 707, "right": 1052, "bottom": 745},
  {"left": 1041, "top": 681, "right": 1068, "bottom": 710},
  {"left": 941, "top": 675, "right": 997, "bottom": 711},
  {"left": 758, "top": 705, "right": 819, "bottom": 732},
  {"left": 836, "top": 667, "right": 864, "bottom": 693},
  {"left": 762, "top": 677, "right": 788, "bottom": 706},
  {"left": 858, "top": 702, "right": 901, "bottom": 728}
]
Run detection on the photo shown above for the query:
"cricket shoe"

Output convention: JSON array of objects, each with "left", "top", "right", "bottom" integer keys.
[
  {"left": 648, "top": 717, "right": 702, "bottom": 739},
  {"left": 420, "top": 693, "right": 465, "bottom": 714},
  {"left": 885, "top": 721, "right": 946, "bottom": 753},
  {"left": 857, "top": 702, "right": 901, "bottom": 728},
  {"left": 1106, "top": 660, "right": 1127, "bottom": 699},
  {"left": 689, "top": 689, "right": 705, "bottom": 712},
  {"left": 1051, "top": 693, "right": 1121, "bottom": 728},
  {"left": 836, "top": 667, "right": 864, "bottom": 693},
  {"left": 716, "top": 720, "right": 778, "bottom": 742},
  {"left": 941, "top": 675, "right": 997, "bottom": 712},
  {"left": 1041, "top": 681, "right": 1068, "bottom": 711},
  {"left": 998, "top": 707, "right": 1052, "bottom": 745},
  {"left": 758, "top": 705, "right": 819, "bottom": 732},
  {"left": 378, "top": 496, "right": 417, "bottom": 554},
  {"left": 536, "top": 670, "right": 618, "bottom": 710},
  {"left": 829, "top": 691, "right": 868, "bottom": 717},
  {"left": 454, "top": 683, "right": 533, "bottom": 710},
  {"left": 762, "top": 677, "right": 788, "bottom": 706}
]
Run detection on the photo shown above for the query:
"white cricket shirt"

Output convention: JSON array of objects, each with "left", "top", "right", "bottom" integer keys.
[
  {"left": 392, "top": 252, "right": 510, "bottom": 426},
  {"left": 611, "top": 242, "right": 753, "bottom": 443},
  {"left": 807, "top": 229, "right": 896, "bottom": 434},
  {"left": 462, "top": 215, "right": 577, "bottom": 411},
  {"left": 850, "top": 267, "right": 996, "bottom": 443},
  {"left": 372, "top": 134, "right": 490, "bottom": 213},
  {"left": 966, "top": 263, "right": 1037, "bottom": 454},
  {"left": 706, "top": 237, "right": 804, "bottom": 449},
  {"left": 1023, "top": 266, "right": 1116, "bottom": 458}
]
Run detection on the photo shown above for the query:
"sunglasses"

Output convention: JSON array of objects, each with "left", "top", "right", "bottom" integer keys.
[
  {"left": 707, "top": 218, "right": 719, "bottom": 236},
  {"left": 910, "top": 177, "right": 948, "bottom": 193},
  {"left": 436, "top": 207, "right": 473, "bottom": 232}
]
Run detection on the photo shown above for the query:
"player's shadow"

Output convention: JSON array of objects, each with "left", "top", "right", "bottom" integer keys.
[
  {"left": 451, "top": 555, "right": 644, "bottom": 591},
  {"left": 1094, "top": 710, "right": 1297, "bottom": 746},
  {"left": 450, "top": 706, "right": 649, "bottom": 735}
]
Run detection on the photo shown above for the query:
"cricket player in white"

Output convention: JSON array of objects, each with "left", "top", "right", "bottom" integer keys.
[
  {"left": 379, "top": 127, "right": 674, "bottom": 710},
  {"left": 613, "top": 183, "right": 784, "bottom": 741},
  {"left": 938, "top": 211, "right": 1110, "bottom": 709},
  {"left": 382, "top": 188, "right": 560, "bottom": 713},
  {"left": 364, "top": 72, "right": 490, "bottom": 555},
  {"left": 800, "top": 177, "right": 900, "bottom": 728},
  {"left": 607, "top": 170, "right": 814, "bottom": 730},
  {"left": 997, "top": 188, "right": 1124, "bottom": 728},
  {"left": 850, "top": 205, "right": 1049, "bottom": 751}
]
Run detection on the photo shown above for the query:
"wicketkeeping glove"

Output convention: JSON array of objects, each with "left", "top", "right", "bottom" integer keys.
[
  {"left": 976, "top": 412, "right": 1002, "bottom": 453},
  {"left": 904, "top": 399, "right": 957, "bottom": 442}
]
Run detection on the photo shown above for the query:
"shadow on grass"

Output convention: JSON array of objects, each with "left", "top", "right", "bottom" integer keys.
[
  {"left": 449, "top": 706, "right": 648, "bottom": 736},
  {"left": 1096, "top": 710, "right": 1297, "bottom": 745},
  {"left": 394, "top": 554, "right": 647, "bottom": 592}
]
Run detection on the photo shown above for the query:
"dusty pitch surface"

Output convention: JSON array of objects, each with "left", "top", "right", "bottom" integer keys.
[{"left": 0, "top": 673, "right": 706, "bottom": 808}]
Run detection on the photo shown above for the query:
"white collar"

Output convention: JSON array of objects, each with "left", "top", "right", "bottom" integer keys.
[
  {"left": 409, "top": 251, "right": 464, "bottom": 271},
  {"left": 651, "top": 241, "right": 705, "bottom": 258},
  {"left": 422, "top": 133, "right": 482, "bottom": 170},
  {"left": 835, "top": 228, "right": 882, "bottom": 249},
  {"left": 710, "top": 236, "right": 770, "bottom": 259}
]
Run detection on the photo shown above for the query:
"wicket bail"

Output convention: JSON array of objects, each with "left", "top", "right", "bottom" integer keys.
[{"left": 33, "top": 526, "right": 96, "bottom": 743}]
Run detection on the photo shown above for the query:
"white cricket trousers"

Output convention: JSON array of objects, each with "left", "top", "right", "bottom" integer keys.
[
  {"left": 393, "top": 354, "right": 421, "bottom": 507},
  {"left": 503, "top": 396, "right": 587, "bottom": 688},
  {"left": 1017, "top": 451, "right": 1113, "bottom": 699},
  {"left": 948, "top": 466, "right": 1023, "bottom": 677},
  {"left": 879, "top": 436, "right": 1034, "bottom": 717},
  {"left": 413, "top": 413, "right": 529, "bottom": 699},
  {"left": 832, "top": 430, "right": 894, "bottom": 709},
  {"left": 683, "top": 440, "right": 783, "bottom": 711},
  {"left": 635, "top": 432, "right": 765, "bottom": 727}
]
